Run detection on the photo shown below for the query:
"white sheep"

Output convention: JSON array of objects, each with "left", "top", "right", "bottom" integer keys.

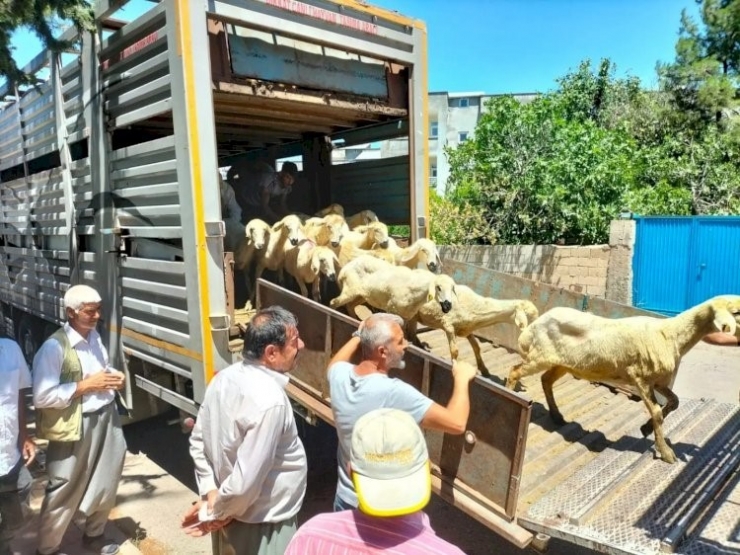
[
  {"left": 252, "top": 215, "right": 306, "bottom": 299},
  {"left": 284, "top": 240, "right": 340, "bottom": 301},
  {"left": 408, "top": 286, "right": 539, "bottom": 374},
  {"left": 330, "top": 255, "right": 458, "bottom": 321},
  {"left": 506, "top": 295, "right": 740, "bottom": 464},
  {"left": 304, "top": 214, "right": 347, "bottom": 248},
  {"left": 346, "top": 209, "right": 379, "bottom": 229},
  {"left": 337, "top": 222, "right": 391, "bottom": 267},
  {"left": 336, "top": 241, "right": 397, "bottom": 267},
  {"left": 315, "top": 203, "right": 345, "bottom": 217},
  {"left": 379, "top": 237, "right": 442, "bottom": 272},
  {"left": 234, "top": 218, "right": 271, "bottom": 302}
]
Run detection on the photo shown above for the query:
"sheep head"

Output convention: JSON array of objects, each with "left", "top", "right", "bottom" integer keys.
[
  {"left": 245, "top": 219, "right": 270, "bottom": 250},
  {"left": 357, "top": 222, "right": 390, "bottom": 249},
  {"left": 311, "top": 247, "right": 339, "bottom": 282},
  {"left": 358, "top": 209, "right": 379, "bottom": 225},
  {"left": 316, "top": 203, "right": 345, "bottom": 217},
  {"left": 323, "top": 214, "right": 347, "bottom": 247},
  {"left": 428, "top": 274, "right": 457, "bottom": 314},
  {"left": 401, "top": 238, "right": 441, "bottom": 272},
  {"left": 274, "top": 215, "right": 305, "bottom": 246},
  {"left": 708, "top": 295, "right": 740, "bottom": 335}
]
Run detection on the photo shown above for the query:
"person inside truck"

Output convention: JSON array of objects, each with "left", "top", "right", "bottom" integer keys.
[
  {"left": 284, "top": 408, "right": 465, "bottom": 555},
  {"left": 327, "top": 312, "right": 477, "bottom": 512},
  {"left": 0, "top": 337, "right": 36, "bottom": 555},
  {"left": 227, "top": 159, "right": 298, "bottom": 225},
  {"left": 184, "top": 305, "right": 307, "bottom": 555},
  {"left": 218, "top": 172, "right": 245, "bottom": 253},
  {"left": 32, "top": 285, "right": 127, "bottom": 555}
]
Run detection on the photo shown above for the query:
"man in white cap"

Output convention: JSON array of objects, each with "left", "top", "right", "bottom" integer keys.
[
  {"left": 33, "top": 284, "right": 127, "bottom": 555},
  {"left": 284, "top": 408, "right": 465, "bottom": 554}
]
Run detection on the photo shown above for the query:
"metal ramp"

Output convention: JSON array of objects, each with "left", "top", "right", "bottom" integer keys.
[{"left": 520, "top": 399, "right": 740, "bottom": 555}]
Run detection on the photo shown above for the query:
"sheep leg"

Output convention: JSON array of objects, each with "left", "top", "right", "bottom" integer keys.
[
  {"left": 406, "top": 318, "right": 429, "bottom": 349},
  {"left": 311, "top": 279, "right": 321, "bottom": 302},
  {"left": 466, "top": 335, "right": 489, "bottom": 376},
  {"left": 640, "top": 385, "right": 679, "bottom": 438},
  {"left": 541, "top": 366, "right": 569, "bottom": 426},
  {"left": 506, "top": 358, "right": 546, "bottom": 391},
  {"left": 296, "top": 279, "right": 309, "bottom": 298},
  {"left": 252, "top": 263, "right": 266, "bottom": 305},
  {"left": 446, "top": 329, "right": 459, "bottom": 360},
  {"left": 632, "top": 378, "right": 677, "bottom": 464}
]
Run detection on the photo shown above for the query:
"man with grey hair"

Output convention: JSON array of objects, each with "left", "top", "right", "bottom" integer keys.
[
  {"left": 33, "top": 284, "right": 127, "bottom": 555},
  {"left": 328, "top": 312, "right": 477, "bottom": 511},
  {"left": 184, "top": 305, "right": 307, "bottom": 555}
]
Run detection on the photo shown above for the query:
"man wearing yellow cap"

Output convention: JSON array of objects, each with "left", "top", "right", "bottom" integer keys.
[{"left": 284, "top": 408, "right": 465, "bottom": 554}]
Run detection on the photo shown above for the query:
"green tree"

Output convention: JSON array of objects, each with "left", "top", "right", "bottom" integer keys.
[
  {"left": 447, "top": 61, "right": 643, "bottom": 245},
  {"left": 0, "top": 0, "right": 94, "bottom": 87},
  {"left": 658, "top": 0, "right": 740, "bottom": 130}
]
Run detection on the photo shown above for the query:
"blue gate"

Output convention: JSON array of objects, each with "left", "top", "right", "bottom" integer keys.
[{"left": 632, "top": 216, "right": 740, "bottom": 315}]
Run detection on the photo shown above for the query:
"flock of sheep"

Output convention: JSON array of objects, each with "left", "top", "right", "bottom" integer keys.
[{"left": 232, "top": 204, "right": 740, "bottom": 465}]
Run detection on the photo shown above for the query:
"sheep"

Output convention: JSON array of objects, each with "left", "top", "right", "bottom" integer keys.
[
  {"left": 340, "top": 221, "right": 390, "bottom": 250},
  {"left": 407, "top": 286, "right": 539, "bottom": 374},
  {"left": 315, "top": 203, "right": 345, "bottom": 217},
  {"left": 379, "top": 237, "right": 442, "bottom": 272},
  {"left": 330, "top": 255, "right": 458, "bottom": 321},
  {"left": 304, "top": 214, "right": 347, "bottom": 248},
  {"left": 346, "top": 209, "right": 379, "bottom": 229},
  {"left": 283, "top": 239, "right": 340, "bottom": 301},
  {"left": 234, "top": 218, "right": 271, "bottom": 302},
  {"left": 337, "top": 241, "right": 397, "bottom": 267},
  {"left": 505, "top": 295, "right": 740, "bottom": 464},
  {"left": 252, "top": 215, "right": 306, "bottom": 298}
]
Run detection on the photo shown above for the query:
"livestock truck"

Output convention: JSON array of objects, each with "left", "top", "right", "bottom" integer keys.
[{"left": 1, "top": 1, "right": 738, "bottom": 553}]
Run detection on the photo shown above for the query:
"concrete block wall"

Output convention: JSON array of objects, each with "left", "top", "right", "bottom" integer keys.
[
  {"left": 438, "top": 221, "right": 636, "bottom": 300},
  {"left": 439, "top": 244, "right": 611, "bottom": 297}
]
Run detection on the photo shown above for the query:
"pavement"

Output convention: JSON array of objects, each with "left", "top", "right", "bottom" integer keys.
[{"left": 9, "top": 341, "right": 739, "bottom": 555}]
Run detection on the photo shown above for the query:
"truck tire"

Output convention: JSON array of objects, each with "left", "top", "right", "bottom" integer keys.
[{"left": 16, "top": 314, "right": 42, "bottom": 364}]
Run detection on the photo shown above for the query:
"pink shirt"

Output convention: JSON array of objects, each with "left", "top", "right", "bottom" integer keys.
[{"left": 284, "top": 510, "right": 466, "bottom": 555}]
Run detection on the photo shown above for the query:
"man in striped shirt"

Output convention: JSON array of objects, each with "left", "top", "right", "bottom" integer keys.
[{"left": 284, "top": 408, "right": 465, "bottom": 555}]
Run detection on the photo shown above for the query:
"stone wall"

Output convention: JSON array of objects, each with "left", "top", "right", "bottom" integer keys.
[
  {"left": 439, "top": 244, "right": 611, "bottom": 297},
  {"left": 438, "top": 220, "right": 637, "bottom": 301}
]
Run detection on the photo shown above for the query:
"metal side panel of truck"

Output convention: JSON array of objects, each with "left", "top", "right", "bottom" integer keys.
[
  {"left": 0, "top": 0, "right": 429, "bottom": 414},
  {"left": 254, "top": 259, "right": 740, "bottom": 555}
]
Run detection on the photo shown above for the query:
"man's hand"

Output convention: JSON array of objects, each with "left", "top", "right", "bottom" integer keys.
[
  {"left": 80, "top": 371, "right": 125, "bottom": 394},
  {"left": 22, "top": 439, "right": 36, "bottom": 466},
  {"left": 181, "top": 499, "right": 232, "bottom": 538},
  {"left": 452, "top": 361, "right": 478, "bottom": 383}
]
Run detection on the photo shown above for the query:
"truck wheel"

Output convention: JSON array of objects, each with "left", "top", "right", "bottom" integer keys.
[{"left": 16, "top": 315, "right": 41, "bottom": 364}]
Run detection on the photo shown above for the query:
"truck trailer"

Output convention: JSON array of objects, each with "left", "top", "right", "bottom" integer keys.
[{"left": 1, "top": 1, "right": 738, "bottom": 553}]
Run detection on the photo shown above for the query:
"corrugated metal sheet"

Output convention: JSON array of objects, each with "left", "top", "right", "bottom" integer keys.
[
  {"left": 633, "top": 217, "right": 740, "bottom": 315},
  {"left": 330, "top": 155, "right": 409, "bottom": 224}
]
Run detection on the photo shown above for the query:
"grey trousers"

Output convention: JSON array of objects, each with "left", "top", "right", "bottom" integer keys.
[
  {"left": 0, "top": 459, "right": 32, "bottom": 555},
  {"left": 212, "top": 516, "right": 297, "bottom": 555},
  {"left": 37, "top": 402, "right": 127, "bottom": 555}
]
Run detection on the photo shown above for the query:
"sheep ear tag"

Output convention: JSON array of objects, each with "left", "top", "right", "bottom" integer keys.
[{"left": 427, "top": 292, "right": 434, "bottom": 302}]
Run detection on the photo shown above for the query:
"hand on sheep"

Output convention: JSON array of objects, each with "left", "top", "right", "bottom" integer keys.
[{"left": 452, "top": 361, "right": 477, "bottom": 383}]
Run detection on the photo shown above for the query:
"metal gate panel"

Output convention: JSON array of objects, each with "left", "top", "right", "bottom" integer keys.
[
  {"left": 688, "top": 217, "right": 740, "bottom": 306},
  {"left": 633, "top": 217, "right": 693, "bottom": 315},
  {"left": 633, "top": 217, "right": 740, "bottom": 315}
]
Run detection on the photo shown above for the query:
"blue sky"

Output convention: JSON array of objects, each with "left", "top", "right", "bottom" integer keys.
[{"left": 9, "top": 0, "right": 700, "bottom": 94}]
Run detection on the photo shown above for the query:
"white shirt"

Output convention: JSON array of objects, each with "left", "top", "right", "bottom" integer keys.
[
  {"left": 0, "top": 339, "right": 32, "bottom": 476},
  {"left": 32, "top": 323, "right": 115, "bottom": 414},
  {"left": 189, "top": 361, "right": 307, "bottom": 524}
]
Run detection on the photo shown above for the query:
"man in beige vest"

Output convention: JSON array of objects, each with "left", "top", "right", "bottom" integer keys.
[{"left": 32, "top": 285, "right": 127, "bottom": 555}]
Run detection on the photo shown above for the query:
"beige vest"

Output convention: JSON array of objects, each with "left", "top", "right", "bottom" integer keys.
[{"left": 35, "top": 328, "right": 83, "bottom": 442}]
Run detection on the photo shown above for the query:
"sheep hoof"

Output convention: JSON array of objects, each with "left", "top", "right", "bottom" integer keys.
[
  {"left": 660, "top": 450, "right": 677, "bottom": 464},
  {"left": 550, "top": 412, "right": 566, "bottom": 426}
]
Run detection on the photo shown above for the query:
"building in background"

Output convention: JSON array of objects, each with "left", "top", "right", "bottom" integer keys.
[{"left": 380, "top": 91, "right": 537, "bottom": 196}]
